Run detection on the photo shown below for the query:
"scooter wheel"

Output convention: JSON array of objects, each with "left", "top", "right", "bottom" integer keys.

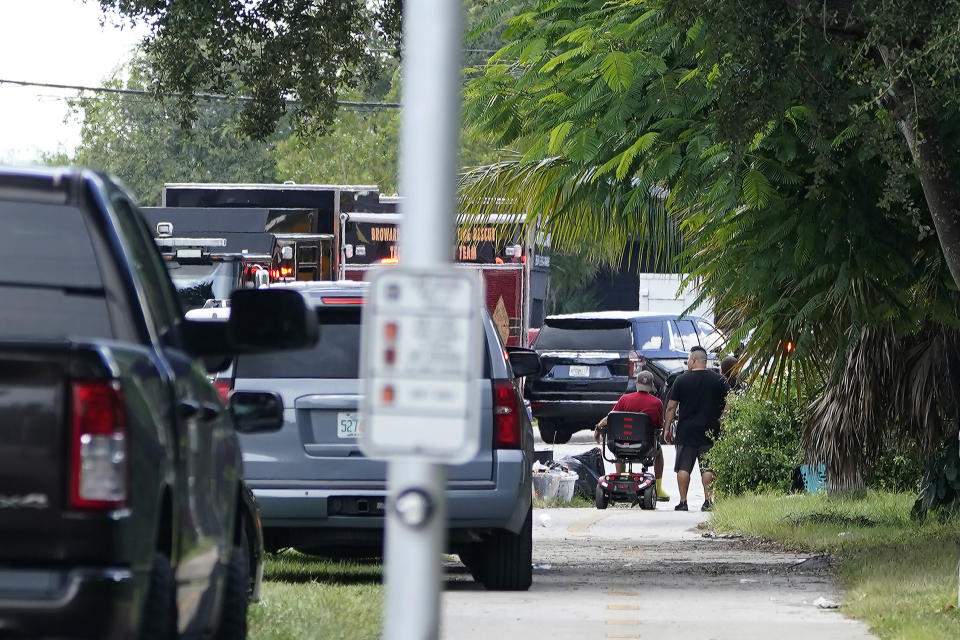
[
  {"left": 641, "top": 484, "right": 656, "bottom": 510},
  {"left": 595, "top": 484, "right": 609, "bottom": 510}
]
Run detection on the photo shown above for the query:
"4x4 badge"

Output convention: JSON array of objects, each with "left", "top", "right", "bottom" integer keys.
[{"left": 0, "top": 493, "right": 48, "bottom": 509}]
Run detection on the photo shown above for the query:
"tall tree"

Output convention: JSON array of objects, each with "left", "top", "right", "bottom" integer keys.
[
  {"left": 460, "top": 0, "right": 960, "bottom": 502},
  {"left": 61, "top": 59, "right": 280, "bottom": 205},
  {"left": 98, "top": 0, "right": 402, "bottom": 139},
  {"left": 273, "top": 91, "right": 400, "bottom": 193},
  {"left": 269, "top": 1, "right": 514, "bottom": 192}
]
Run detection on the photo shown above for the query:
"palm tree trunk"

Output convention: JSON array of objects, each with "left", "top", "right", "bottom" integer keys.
[
  {"left": 879, "top": 46, "right": 960, "bottom": 292},
  {"left": 826, "top": 466, "right": 865, "bottom": 498}
]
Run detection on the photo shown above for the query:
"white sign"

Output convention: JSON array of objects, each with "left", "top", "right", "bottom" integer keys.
[{"left": 359, "top": 267, "right": 483, "bottom": 462}]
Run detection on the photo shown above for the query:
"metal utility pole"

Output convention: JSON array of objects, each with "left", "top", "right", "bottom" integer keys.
[{"left": 369, "top": 2, "right": 468, "bottom": 640}]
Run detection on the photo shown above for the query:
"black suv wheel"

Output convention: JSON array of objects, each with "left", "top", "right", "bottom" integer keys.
[
  {"left": 537, "top": 420, "right": 557, "bottom": 443},
  {"left": 538, "top": 420, "right": 573, "bottom": 444}
]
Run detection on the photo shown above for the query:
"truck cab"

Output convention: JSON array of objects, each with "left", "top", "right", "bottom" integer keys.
[
  {"left": 147, "top": 217, "right": 280, "bottom": 311},
  {"left": 0, "top": 167, "right": 316, "bottom": 639}
]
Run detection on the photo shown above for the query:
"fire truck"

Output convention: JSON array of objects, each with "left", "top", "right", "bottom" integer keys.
[
  {"left": 160, "top": 183, "right": 387, "bottom": 282},
  {"left": 154, "top": 184, "right": 552, "bottom": 344},
  {"left": 338, "top": 210, "right": 551, "bottom": 347}
]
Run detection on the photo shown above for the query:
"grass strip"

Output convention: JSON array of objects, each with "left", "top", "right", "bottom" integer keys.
[
  {"left": 533, "top": 494, "right": 594, "bottom": 508},
  {"left": 248, "top": 552, "right": 382, "bottom": 640},
  {"left": 711, "top": 492, "right": 960, "bottom": 639}
]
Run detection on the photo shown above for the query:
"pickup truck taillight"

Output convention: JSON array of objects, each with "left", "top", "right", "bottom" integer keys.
[
  {"left": 493, "top": 380, "right": 522, "bottom": 449},
  {"left": 69, "top": 381, "right": 127, "bottom": 509}
]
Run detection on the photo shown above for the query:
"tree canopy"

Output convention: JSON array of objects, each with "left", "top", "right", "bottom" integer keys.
[
  {"left": 60, "top": 60, "right": 280, "bottom": 205},
  {"left": 98, "top": 0, "right": 402, "bottom": 139},
  {"left": 460, "top": 0, "right": 960, "bottom": 502}
]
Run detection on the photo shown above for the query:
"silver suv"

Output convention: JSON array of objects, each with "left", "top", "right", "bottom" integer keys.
[{"left": 228, "top": 281, "right": 538, "bottom": 590}]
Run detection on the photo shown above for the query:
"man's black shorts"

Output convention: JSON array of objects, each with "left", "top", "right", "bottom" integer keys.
[{"left": 674, "top": 443, "right": 713, "bottom": 474}]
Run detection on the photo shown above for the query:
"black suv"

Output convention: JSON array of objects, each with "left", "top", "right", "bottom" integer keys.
[{"left": 526, "top": 311, "right": 724, "bottom": 443}]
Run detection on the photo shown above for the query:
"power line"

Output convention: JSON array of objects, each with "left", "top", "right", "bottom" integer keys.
[
  {"left": 370, "top": 47, "right": 502, "bottom": 54},
  {"left": 0, "top": 78, "right": 401, "bottom": 111}
]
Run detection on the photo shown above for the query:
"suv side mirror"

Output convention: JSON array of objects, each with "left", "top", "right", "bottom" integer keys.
[
  {"left": 228, "top": 289, "right": 319, "bottom": 352},
  {"left": 506, "top": 347, "right": 541, "bottom": 378},
  {"left": 230, "top": 391, "right": 284, "bottom": 434}
]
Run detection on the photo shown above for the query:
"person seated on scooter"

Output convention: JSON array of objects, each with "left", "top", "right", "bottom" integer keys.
[{"left": 593, "top": 370, "right": 669, "bottom": 501}]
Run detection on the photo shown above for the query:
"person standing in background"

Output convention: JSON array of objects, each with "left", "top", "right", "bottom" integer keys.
[
  {"left": 720, "top": 355, "right": 743, "bottom": 392},
  {"left": 663, "top": 346, "right": 729, "bottom": 511}
]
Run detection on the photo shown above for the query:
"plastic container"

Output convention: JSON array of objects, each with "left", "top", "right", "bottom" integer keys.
[
  {"left": 557, "top": 472, "right": 577, "bottom": 502},
  {"left": 800, "top": 464, "right": 827, "bottom": 494},
  {"left": 532, "top": 470, "right": 561, "bottom": 500}
]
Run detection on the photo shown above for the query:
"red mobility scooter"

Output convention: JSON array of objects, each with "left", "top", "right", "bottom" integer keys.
[{"left": 595, "top": 411, "right": 660, "bottom": 510}]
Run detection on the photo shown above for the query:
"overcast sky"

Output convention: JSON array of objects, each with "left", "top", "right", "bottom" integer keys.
[{"left": 0, "top": 0, "right": 146, "bottom": 163}]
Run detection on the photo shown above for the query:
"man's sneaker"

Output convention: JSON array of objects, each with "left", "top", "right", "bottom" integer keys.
[
  {"left": 656, "top": 489, "right": 671, "bottom": 502},
  {"left": 702, "top": 500, "right": 713, "bottom": 512},
  {"left": 674, "top": 501, "right": 688, "bottom": 511}
]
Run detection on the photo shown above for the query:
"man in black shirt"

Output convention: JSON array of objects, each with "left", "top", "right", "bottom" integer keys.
[{"left": 664, "top": 346, "right": 729, "bottom": 511}]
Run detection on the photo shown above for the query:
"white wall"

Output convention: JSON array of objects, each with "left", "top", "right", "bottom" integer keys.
[{"left": 637, "top": 273, "right": 713, "bottom": 321}]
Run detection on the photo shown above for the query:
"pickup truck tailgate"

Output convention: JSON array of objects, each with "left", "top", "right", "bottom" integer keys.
[{"left": 0, "top": 346, "right": 70, "bottom": 557}]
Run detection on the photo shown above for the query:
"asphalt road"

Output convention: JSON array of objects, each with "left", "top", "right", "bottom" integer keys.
[{"left": 440, "top": 430, "right": 875, "bottom": 639}]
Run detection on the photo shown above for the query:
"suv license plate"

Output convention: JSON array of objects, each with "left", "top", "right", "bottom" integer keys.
[
  {"left": 337, "top": 412, "right": 360, "bottom": 438},
  {"left": 568, "top": 365, "right": 590, "bottom": 377}
]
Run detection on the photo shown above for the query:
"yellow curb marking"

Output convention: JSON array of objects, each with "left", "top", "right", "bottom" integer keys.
[
  {"left": 568, "top": 511, "right": 610, "bottom": 534},
  {"left": 606, "top": 634, "right": 640, "bottom": 639},
  {"left": 606, "top": 619, "right": 640, "bottom": 626},
  {"left": 607, "top": 604, "right": 640, "bottom": 610},
  {"left": 607, "top": 590, "right": 638, "bottom": 597}
]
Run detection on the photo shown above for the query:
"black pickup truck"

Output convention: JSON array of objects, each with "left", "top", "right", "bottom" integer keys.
[{"left": 0, "top": 167, "right": 317, "bottom": 639}]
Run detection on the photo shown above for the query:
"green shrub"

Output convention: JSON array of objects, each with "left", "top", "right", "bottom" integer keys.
[
  {"left": 866, "top": 443, "right": 924, "bottom": 494},
  {"left": 711, "top": 386, "right": 926, "bottom": 497},
  {"left": 710, "top": 388, "right": 805, "bottom": 495}
]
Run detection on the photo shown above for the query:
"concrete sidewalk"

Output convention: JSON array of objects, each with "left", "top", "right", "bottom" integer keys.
[{"left": 440, "top": 435, "right": 875, "bottom": 640}]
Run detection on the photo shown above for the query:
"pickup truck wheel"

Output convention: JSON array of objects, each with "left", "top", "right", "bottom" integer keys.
[
  {"left": 537, "top": 421, "right": 557, "bottom": 444},
  {"left": 551, "top": 429, "right": 572, "bottom": 444},
  {"left": 139, "top": 553, "right": 176, "bottom": 640},
  {"left": 215, "top": 530, "right": 250, "bottom": 640},
  {"left": 477, "top": 507, "right": 532, "bottom": 591}
]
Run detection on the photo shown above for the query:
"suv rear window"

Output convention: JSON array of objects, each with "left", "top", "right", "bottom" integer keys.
[
  {"left": 0, "top": 200, "right": 113, "bottom": 339},
  {"left": 235, "top": 308, "right": 361, "bottom": 379},
  {"left": 535, "top": 319, "right": 633, "bottom": 351}
]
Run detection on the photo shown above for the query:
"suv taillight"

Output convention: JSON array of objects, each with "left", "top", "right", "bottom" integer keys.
[
  {"left": 493, "top": 380, "right": 522, "bottom": 449},
  {"left": 214, "top": 380, "right": 232, "bottom": 402},
  {"left": 628, "top": 350, "right": 644, "bottom": 378},
  {"left": 69, "top": 381, "right": 127, "bottom": 509}
]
